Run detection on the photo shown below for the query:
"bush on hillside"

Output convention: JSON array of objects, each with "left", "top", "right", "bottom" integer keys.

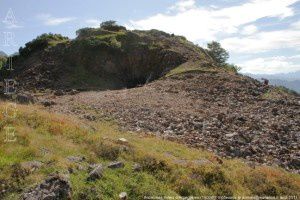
[
  {"left": 100, "top": 20, "right": 126, "bottom": 32},
  {"left": 206, "top": 41, "right": 242, "bottom": 73},
  {"left": 0, "top": 56, "right": 7, "bottom": 70},
  {"left": 207, "top": 41, "right": 229, "bottom": 65},
  {"left": 19, "top": 33, "right": 69, "bottom": 57},
  {"left": 75, "top": 27, "right": 95, "bottom": 38},
  {"left": 224, "top": 63, "right": 242, "bottom": 73}
]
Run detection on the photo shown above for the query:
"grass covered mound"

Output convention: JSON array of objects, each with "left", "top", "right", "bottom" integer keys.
[
  {"left": 0, "top": 102, "right": 299, "bottom": 199},
  {"left": 18, "top": 33, "right": 70, "bottom": 58}
]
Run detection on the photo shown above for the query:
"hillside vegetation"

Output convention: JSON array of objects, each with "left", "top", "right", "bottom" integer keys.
[
  {"left": 3, "top": 23, "right": 214, "bottom": 92},
  {"left": 0, "top": 102, "right": 299, "bottom": 199},
  {"left": 0, "top": 22, "right": 299, "bottom": 199}
]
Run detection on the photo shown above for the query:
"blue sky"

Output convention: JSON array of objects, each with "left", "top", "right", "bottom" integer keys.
[{"left": 0, "top": 0, "right": 300, "bottom": 74}]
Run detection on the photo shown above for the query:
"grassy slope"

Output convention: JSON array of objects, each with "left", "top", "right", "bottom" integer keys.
[
  {"left": 165, "top": 61, "right": 237, "bottom": 77},
  {"left": 0, "top": 102, "right": 299, "bottom": 199}
]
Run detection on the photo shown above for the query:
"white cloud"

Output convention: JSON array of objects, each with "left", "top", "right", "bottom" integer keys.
[
  {"left": 37, "top": 14, "right": 76, "bottom": 26},
  {"left": 289, "top": 54, "right": 300, "bottom": 59},
  {"left": 241, "top": 25, "right": 257, "bottom": 35},
  {"left": 222, "top": 29, "right": 300, "bottom": 53},
  {"left": 129, "top": 0, "right": 298, "bottom": 42},
  {"left": 239, "top": 56, "right": 300, "bottom": 74},
  {"left": 128, "top": 0, "right": 300, "bottom": 74},
  {"left": 291, "top": 20, "right": 300, "bottom": 29},
  {"left": 168, "top": 0, "right": 196, "bottom": 12},
  {"left": 85, "top": 19, "right": 102, "bottom": 28}
]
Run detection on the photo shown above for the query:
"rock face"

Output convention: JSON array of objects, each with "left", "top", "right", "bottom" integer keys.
[
  {"left": 7, "top": 28, "right": 212, "bottom": 92},
  {"left": 22, "top": 174, "right": 72, "bottom": 200}
]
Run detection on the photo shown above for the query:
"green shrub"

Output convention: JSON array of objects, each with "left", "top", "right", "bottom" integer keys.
[
  {"left": 0, "top": 56, "right": 7, "bottom": 70},
  {"left": 138, "top": 156, "right": 170, "bottom": 174},
  {"left": 207, "top": 41, "right": 229, "bottom": 65},
  {"left": 174, "top": 176, "right": 199, "bottom": 196},
  {"left": 244, "top": 171, "right": 278, "bottom": 196},
  {"left": 94, "top": 143, "right": 120, "bottom": 160},
  {"left": 100, "top": 20, "right": 126, "bottom": 32},
  {"left": 276, "top": 86, "right": 298, "bottom": 96},
  {"left": 76, "top": 27, "right": 95, "bottom": 38},
  {"left": 19, "top": 33, "right": 69, "bottom": 57},
  {"left": 224, "top": 63, "right": 242, "bottom": 73}
]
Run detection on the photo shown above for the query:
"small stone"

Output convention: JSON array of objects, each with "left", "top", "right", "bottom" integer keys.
[
  {"left": 119, "top": 192, "right": 127, "bottom": 200},
  {"left": 132, "top": 163, "right": 142, "bottom": 172},
  {"left": 54, "top": 90, "right": 64, "bottom": 96},
  {"left": 21, "top": 161, "right": 43, "bottom": 172},
  {"left": 108, "top": 161, "right": 124, "bottom": 169},
  {"left": 88, "top": 163, "right": 98, "bottom": 172},
  {"left": 225, "top": 133, "right": 237, "bottom": 138},
  {"left": 66, "top": 156, "right": 85, "bottom": 163},
  {"left": 42, "top": 100, "right": 56, "bottom": 107},
  {"left": 117, "top": 138, "right": 128, "bottom": 144},
  {"left": 76, "top": 164, "right": 86, "bottom": 171},
  {"left": 84, "top": 114, "right": 96, "bottom": 121},
  {"left": 191, "top": 159, "right": 212, "bottom": 165},
  {"left": 87, "top": 164, "right": 104, "bottom": 181},
  {"left": 69, "top": 89, "right": 79, "bottom": 95},
  {"left": 289, "top": 158, "right": 300, "bottom": 169}
]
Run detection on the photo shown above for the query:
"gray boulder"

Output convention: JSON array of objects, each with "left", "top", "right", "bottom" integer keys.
[
  {"left": 87, "top": 164, "right": 104, "bottom": 181},
  {"left": 22, "top": 173, "right": 72, "bottom": 200},
  {"left": 107, "top": 161, "right": 124, "bottom": 169}
]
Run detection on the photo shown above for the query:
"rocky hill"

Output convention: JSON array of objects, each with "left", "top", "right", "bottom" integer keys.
[
  {"left": 38, "top": 65, "right": 300, "bottom": 173},
  {"left": 0, "top": 24, "right": 299, "bottom": 199},
  {"left": 3, "top": 26, "right": 213, "bottom": 91},
  {"left": 1, "top": 25, "right": 299, "bottom": 173}
]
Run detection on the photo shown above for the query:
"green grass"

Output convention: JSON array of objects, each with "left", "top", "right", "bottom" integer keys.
[
  {"left": 262, "top": 86, "right": 298, "bottom": 99},
  {"left": 166, "top": 61, "right": 241, "bottom": 77},
  {"left": 0, "top": 102, "right": 299, "bottom": 199},
  {"left": 165, "top": 61, "right": 219, "bottom": 77}
]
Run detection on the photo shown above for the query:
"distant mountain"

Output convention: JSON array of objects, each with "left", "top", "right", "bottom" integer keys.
[
  {"left": 268, "top": 79, "right": 300, "bottom": 93},
  {"left": 0, "top": 51, "right": 7, "bottom": 57},
  {"left": 245, "top": 71, "right": 300, "bottom": 93}
]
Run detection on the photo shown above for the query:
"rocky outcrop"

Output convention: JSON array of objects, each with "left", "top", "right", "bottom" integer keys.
[
  {"left": 22, "top": 174, "right": 72, "bottom": 200},
  {"left": 6, "top": 28, "right": 212, "bottom": 92}
]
